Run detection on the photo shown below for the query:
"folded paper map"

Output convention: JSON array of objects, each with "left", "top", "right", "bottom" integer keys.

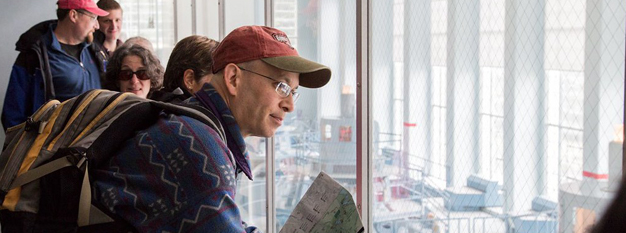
[{"left": 280, "top": 172, "right": 364, "bottom": 233}]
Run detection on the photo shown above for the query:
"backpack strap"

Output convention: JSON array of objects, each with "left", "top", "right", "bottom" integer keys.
[
  {"left": 8, "top": 149, "right": 85, "bottom": 189},
  {"left": 151, "top": 101, "right": 227, "bottom": 142},
  {"left": 35, "top": 39, "right": 55, "bottom": 101}
]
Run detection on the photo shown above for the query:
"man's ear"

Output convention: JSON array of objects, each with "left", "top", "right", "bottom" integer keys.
[
  {"left": 183, "top": 69, "right": 195, "bottom": 91},
  {"left": 222, "top": 63, "right": 240, "bottom": 95},
  {"left": 69, "top": 9, "right": 79, "bottom": 23}
]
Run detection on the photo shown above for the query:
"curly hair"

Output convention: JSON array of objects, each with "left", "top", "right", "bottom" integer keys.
[
  {"left": 163, "top": 35, "right": 219, "bottom": 92},
  {"left": 104, "top": 44, "right": 164, "bottom": 96}
]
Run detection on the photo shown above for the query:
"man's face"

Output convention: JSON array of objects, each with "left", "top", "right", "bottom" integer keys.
[
  {"left": 74, "top": 10, "right": 100, "bottom": 43},
  {"left": 232, "top": 61, "right": 299, "bottom": 138},
  {"left": 98, "top": 9, "right": 122, "bottom": 41}
]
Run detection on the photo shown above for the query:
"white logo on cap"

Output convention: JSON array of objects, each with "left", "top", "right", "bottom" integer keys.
[{"left": 272, "top": 33, "right": 294, "bottom": 49}]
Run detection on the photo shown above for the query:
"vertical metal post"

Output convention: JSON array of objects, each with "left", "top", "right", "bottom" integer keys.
[
  {"left": 265, "top": 0, "right": 274, "bottom": 27},
  {"left": 218, "top": 0, "right": 225, "bottom": 39},
  {"left": 173, "top": 0, "right": 178, "bottom": 42},
  {"left": 265, "top": 137, "right": 275, "bottom": 233},
  {"left": 191, "top": 0, "right": 196, "bottom": 34},
  {"left": 264, "top": 3, "right": 275, "bottom": 232},
  {"left": 356, "top": 0, "right": 371, "bottom": 231}
]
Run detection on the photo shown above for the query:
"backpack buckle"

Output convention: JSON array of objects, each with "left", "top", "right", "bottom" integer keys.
[
  {"left": 23, "top": 117, "right": 47, "bottom": 133},
  {"left": 24, "top": 117, "right": 38, "bottom": 132},
  {"left": 64, "top": 148, "right": 88, "bottom": 168}
]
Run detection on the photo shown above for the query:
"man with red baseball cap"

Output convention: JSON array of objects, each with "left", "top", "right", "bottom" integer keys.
[
  {"left": 2, "top": 0, "right": 109, "bottom": 130},
  {"left": 58, "top": 0, "right": 109, "bottom": 17},
  {"left": 92, "top": 25, "right": 332, "bottom": 232}
]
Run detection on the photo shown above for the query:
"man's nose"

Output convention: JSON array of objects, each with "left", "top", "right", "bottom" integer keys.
[{"left": 281, "top": 96, "right": 295, "bottom": 113}]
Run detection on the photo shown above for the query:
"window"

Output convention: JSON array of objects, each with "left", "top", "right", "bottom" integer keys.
[
  {"left": 119, "top": 0, "right": 175, "bottom": 65},
  {"left": 117, "top": 1, "right": 625, "bottom": 232}
]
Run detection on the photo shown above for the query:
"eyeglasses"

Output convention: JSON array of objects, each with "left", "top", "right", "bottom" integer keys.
[
  {"left": 118, "top": 70, "right": 150, "bottom": 81},
  {"left": 76, "top": 10, "right": 97, "bottom": 22},
  {"left": 238, "top": 66, "right": 300, "bottom": 103}
]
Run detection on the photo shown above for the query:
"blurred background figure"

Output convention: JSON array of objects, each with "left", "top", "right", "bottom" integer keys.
[
  {"left": 589, "top": 178, "right": 626, "bottom": 233},
  {"left": 104, "top": 44, "right": 163, "bottom": 98},
  {"left": 154, "top": 35, "right": 218, "bottom": 102},
  {"left": 125, "top": 36, "right": 155, "bottom": 54},
  {"left": 94, "top": 0, "right": 123, "bottom": 59}
]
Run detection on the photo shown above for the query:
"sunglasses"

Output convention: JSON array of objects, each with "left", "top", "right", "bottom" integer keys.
[{"left": 118, "top": 70, "right": 150, "bottom": 81}]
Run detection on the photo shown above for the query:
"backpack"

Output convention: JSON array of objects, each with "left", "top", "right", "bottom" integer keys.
[{"left": 0, "top": 89, "right": 226, "bottom": 233}]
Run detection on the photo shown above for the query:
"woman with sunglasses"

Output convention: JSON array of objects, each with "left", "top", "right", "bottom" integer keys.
[{"left": 104, "top": 44, "right": 164, "bottom": 98}]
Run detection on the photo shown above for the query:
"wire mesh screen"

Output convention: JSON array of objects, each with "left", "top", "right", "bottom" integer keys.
[{"left": 371, "top": 0, "right": 626, "bottom": 232}]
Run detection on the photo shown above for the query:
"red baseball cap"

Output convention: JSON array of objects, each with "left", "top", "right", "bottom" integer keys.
[
  {"left": 212, "top": 26, "right": 331, "bottom": 88},
  {"left": 58, "top": 0, "right": 109, "bottom": 17}
]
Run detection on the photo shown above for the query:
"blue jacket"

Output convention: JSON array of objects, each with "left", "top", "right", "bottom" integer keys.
[{"left": 1, "top": 20, "right": 106, "bottom": 130}]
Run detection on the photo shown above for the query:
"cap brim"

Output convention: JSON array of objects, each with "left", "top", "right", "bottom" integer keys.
[
  {"left": 262, "top": 56, "right": 331, "bottom": 88},
  {"left": 86, "top": 7, "right": 109, "bottom": 17}
]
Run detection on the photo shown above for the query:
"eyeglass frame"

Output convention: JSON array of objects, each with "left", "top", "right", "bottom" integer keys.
[
  {"left": 237, "top": 65, "right": 300, "bottom": 103},
  {"left": 76, "top": 9, "right": 98, "bottom": 22},
  {"left": 118, "top": 69, "right": 150, "bottom": 81}
]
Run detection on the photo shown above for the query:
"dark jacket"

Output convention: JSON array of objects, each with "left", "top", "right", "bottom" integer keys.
[
  {"left": 93, "top": 30, "right": 123, "bottom": 60},
  {"left": 1, "top": 20, "right": 107, "bottom": 130}
]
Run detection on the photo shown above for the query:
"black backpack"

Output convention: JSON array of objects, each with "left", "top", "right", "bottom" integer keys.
[{"left": 0, "top": 89, "right": 225, "bottom": 232}]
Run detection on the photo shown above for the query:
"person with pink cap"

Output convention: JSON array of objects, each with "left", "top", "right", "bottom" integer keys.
[
  {"left": 92, "top": 25, "right": 332, "bottom": 232},
  {"left": 1, "top": 0, "right": 109, "bottom": 130}
]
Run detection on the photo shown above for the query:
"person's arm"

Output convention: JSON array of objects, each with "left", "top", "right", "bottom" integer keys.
[
  {"left": 94, "top": 115, "right": 248, "bottom": 232},
  {"left": 2, "top": 62, "right": 45, "bottom": 130}
]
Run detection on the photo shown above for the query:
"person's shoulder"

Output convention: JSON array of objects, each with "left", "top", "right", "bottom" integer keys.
[
  {"left": 16, "top": 20, "right": 56, "bottom": 52},
  {"left": 93, "top": 30, "right": 106, "bottom": 45},
  {"left": 149, "top": 89, "right": 190, "bottom": 103},
  {"left": 153, "top": 113, "right": 225, "bottom": 142}
]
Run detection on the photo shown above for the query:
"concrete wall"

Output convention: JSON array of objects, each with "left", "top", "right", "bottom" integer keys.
[{"left": 0, "top": 0, "right": 57, "bottom": 142}]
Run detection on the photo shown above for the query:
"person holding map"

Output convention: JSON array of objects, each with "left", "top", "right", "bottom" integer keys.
[{"left": 92, "top": 25, "right": 332, "bottom": 232}]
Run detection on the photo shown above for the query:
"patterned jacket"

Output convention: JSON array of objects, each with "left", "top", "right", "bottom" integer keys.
[{"left": 93, "top": 84, "right": 255, "bottom": 232}]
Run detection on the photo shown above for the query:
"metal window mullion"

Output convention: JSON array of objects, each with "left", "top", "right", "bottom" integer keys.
[
  {"left": 173, "top": 0, "right": 178, "bottom": 42},
  {"left": 356, "top": 0, "right": 372, "bottom": 231},
  {"left": 265, "top": 137, "right": 275, "bottom": 233},
  {"left": 218, "top": 0, "right": 225, "bottom": 39},
  {"left": 191, "top": 0, "right": 196, "bottom": 34},
  {"left": 264, "top": 2, "right": 276, "bottom": 233}
]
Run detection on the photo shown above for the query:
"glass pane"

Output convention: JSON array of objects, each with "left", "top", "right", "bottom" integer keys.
[
  {"left": 223, "top": 2, "right": 266, "bottom": 232},
  {"left": 239, "top": 137, "right": 268, "bottom": 231},
  {"left": 119, "top": 0, "right": 176, "bottom": 65},
  {"left": 272, "top": 0, "right": 358, "bottom": 232},
  {"left": 224, "top": 0, "right": 264, "bottom": 34},
  {"left": 372, "top": 0, "right": 625, "bottom": 232}
]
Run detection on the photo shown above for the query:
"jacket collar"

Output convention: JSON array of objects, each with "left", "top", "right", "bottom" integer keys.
[{"left": 192, "top": 83, "right": 253, "bottom": 180}]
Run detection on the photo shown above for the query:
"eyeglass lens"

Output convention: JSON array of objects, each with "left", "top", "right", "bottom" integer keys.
[{"left": 276, "top": 82, "right": 300, "bottom": 102}]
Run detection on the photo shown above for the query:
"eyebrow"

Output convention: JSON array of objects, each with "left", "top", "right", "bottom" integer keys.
[{"left": 274, "top": 71, "right": 298, "bottom": 88}]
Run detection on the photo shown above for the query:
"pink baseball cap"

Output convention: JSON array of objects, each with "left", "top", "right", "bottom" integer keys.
[
  {"left": 212, "top": 26, "right": 331, "bottom": 88},
  {"left": 58, "top": 0, "right": 109, "bottom": 17}
]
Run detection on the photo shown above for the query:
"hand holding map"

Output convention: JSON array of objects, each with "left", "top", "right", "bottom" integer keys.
[{"left": 280, "top": 172, "right": 364, "bottom": 233}]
